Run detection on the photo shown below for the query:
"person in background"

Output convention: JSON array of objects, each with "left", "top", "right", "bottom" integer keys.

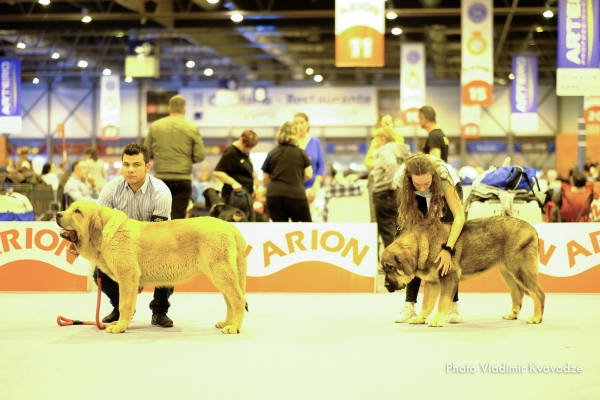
[
  {"left": 41, "top": 162, "right": 60, "bottom": 200},
  {"left": 213, "top": 130, "right": 259, "bottom": 221},
  {"left": 84, "top": 147, "right": 107, "bottom": 190},
  {"left": 419, "top": 106, "right": 449, "bottom": 162},
  {"left": 550, "top": 171, "right": 591, "bottom": 222},
  {"left": 261, "top": 121, "right": 313, "bottom": 222},
  {"left": 371, "top": 127, "right": 411, "bottom": 248},
  {"left": 392, "top": 153, "right": 465, "bottom": 324},
  {"left": 294, "top": 113, "right": 325, "bottom": 220},
  {"left": 95, "top": 143, "right": 175, "bottom": 327},
  {"left": 16, "top": 147, "right": 32, "bottom": 171},
  {"left": 64, "top": 160, "right": 98, "bottom": 203},
  {"left": 144, "top": 94, "right": 206, "bottom": 220}
]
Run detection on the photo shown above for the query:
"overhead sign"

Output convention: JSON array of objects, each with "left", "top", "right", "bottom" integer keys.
[
  {"left": 556, "top": 0, "right": 600, "bottom": 96},
  {"left": 179, "top": 86, "right": 378, "bottom": 127},
  {"left": 400, "top": 43, "right": 426, "bottom": 125},
  {"left": 461, "top": 0, "right": 494, "bottom": 107},
  {"left": 0, "top": 59, "right": 22, "bottom": 134},
  {"left": 335, "top": 0, "right": 385, "bottom": 67},
  {"left": 125, "top": 40, "right": 160, "bottom": 78},
  {"left": 100, "top": 75, "right": 121, "bottom": 140},
  {"left": 584, "top": 96, "right": 600, "bottom": 125},
  {"left": 511, "top": 54, "right": 539, "bottom": 132}
]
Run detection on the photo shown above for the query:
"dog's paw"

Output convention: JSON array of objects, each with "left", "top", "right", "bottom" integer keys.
[
  {"left": 526, "top": 316, "right": 542, "bottom": 324},
  {"left": 215, "top": 320, "right": 230, "bottom": 329},
  {"left": 221, "top": 325, "right": 241, "bottom": 334},
  {"left": 106, "top": 322, "right": 128, "bottom": 333},
  {"left": 428, "top": 313, "right": 446, "bottom": 327},
  {"left": 502, "top": 311, "right": 519, "bottom": 320},
  {"left": 408, "top": 316, "right": 426, "bottom": 324}
]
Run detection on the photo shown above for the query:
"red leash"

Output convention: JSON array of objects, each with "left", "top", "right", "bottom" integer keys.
[{"left": 57, "top": 277, "right": 106, "bottom": 330}]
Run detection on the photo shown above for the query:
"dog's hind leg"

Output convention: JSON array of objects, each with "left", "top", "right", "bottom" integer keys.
[
  {"left": 409, "top": 282, "right": 440, "bottom": 325},
  {"left": 209, "top": 261, "right": 246, "bottom": 334},
  {"left": 498, "top": 266, "right": 524, "bottom": 320},
  {"left": 215, "top": 294, "right": 233, "bottom": 330},
  {"left": 525, "top": 283, "right": 545, "bottom": 324}
]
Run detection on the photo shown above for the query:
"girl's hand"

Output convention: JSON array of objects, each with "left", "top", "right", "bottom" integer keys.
[{"left": 435, "top": 250, "right": 453, "bottom": 276}]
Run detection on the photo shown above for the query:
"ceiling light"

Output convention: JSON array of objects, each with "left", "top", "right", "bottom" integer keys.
[
  {"left": 391, "top": 27, "right": 403, "bottom": 35},
  {"left": 305, "top": 67, "right": 314, "bottom": 75},
  {"left": 204, "top": 68, "right": 214, "bottom": 76},
  {"left": 386, "top": 12, "right": 398, "bottom": 20},
  {"left": 38, "top": 0, "right": 50, "bottom": 5},
  {"left": 125, "top": 76, "right": 133, "bottom": 83},
  {"left": 543, "top": 10, "right": 553, "bottom": 18},
  {"left": 16, "top": 42, "right": 26, "bottom": 49},
  {"left": 102, "top": 68, "right": 111, "bottom": 76},
  {"left": 231, "top": 13, "right": 243, "bottom": 22},
  {"left": 535, "top": 26, "right": 544, "bottom": 33},
  {"left": 186, "top": 60, "right": 195, "bottom": 68},
  {"left": 33, "top": 78, "right": 40, "bottom": 84},
  {"left": 115, "top": 31, "right": 124, "bottom": 38},
  {"left": 314, "top": 74, "right": 323, "bottom": 83},
  {"left": 207, "top": 0, "right": 219, "bottom": 3},
  {"left": 508, "top": 73, "right": 515, "bottom": 80},
  {"left": 51, "top": 52, "right": 60, "bottom": 59},
  {"left": 82, "top": 15, "right": 92, "bottom": 23},
  {"left": 78, "top": 60, "right": 88, "bottom": 68}
]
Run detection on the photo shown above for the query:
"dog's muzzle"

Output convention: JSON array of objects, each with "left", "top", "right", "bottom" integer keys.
[
  {"left": 383, "top": 277, "right": 406, "bottom": 293},
  {"left": 59, "top": 229, "right": 78, "bottom": 243}
]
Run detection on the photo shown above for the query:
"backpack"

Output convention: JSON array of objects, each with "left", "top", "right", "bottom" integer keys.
[{"left": 480, "top": 165, "right": 540, "bottom": 192}]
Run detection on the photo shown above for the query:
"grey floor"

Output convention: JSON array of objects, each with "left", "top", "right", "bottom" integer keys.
[{"left": 0, "top": 290, "right": 598, "bottom": 400}]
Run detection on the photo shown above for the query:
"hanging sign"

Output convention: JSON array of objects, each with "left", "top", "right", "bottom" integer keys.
[
  {"left": 556, "top": 0, "right": 600, "bottom": 96},
  {"left": 0, "top": 59, "right": 22, "bottom": 134},
  {"left": 400, "top": 43, "right": 426, "bottom": 125},
  {"left": 461, "top": 0, "right": 494, "bottom": 107},
  {"left": 100, "top": 75, "right": 120, "bottom": 140},
  {"left": 584, "top": 96, "right": 600, "bottom": 125},
  {"left": 511, "top": 54, "right": 539, "bottom": 132},
  {"left": 460, "top": 104, "right": 481, "bottom": 139},
  {"left": 335, "top": 0, "right": 385, "bottom": 67}
]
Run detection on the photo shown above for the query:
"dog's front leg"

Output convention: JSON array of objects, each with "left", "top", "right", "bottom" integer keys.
[
  {"left": 429, "top": 277, "right": 457, "bottom": 327},
  {"left": 106, "top": 268, "right": 140, "bottom": 334},
  {"left": 409, "top": 282, "right": 440, "bottom": 324}
]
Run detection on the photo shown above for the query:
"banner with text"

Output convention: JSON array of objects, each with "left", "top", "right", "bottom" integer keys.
[
  {"left": 400, "top": 43, "right": 426, "bottom": 125},
  {"left": 335, "top": 0, "right": 385, "bottom": 67},
  {"left": 584, "top": 96, "right": 600, "bottom": 125},
  {"left": 511, "top": 54, "right": 539, "bottom": 132},
  {"left": 100, "top": 75, "right": 121, "bottom": 140},
  {"left": 460, "top": 104, "right": 482, "bottom": 138},
  {"left": 179, "top": 87, "right": 378, "bottom": 127},
  {"left": 556, "top": 0, "right": 600, "bottom": 96},
  {"left": 0, "top": 59, "right": 22, "bottom": 134},
  {"left": 461, "top": 0, "right": 494, "bottom": 107}
]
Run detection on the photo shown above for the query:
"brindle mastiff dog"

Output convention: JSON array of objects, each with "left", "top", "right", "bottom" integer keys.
[{"left": 381, "top": 216, "right": 545, "bottom": 327}]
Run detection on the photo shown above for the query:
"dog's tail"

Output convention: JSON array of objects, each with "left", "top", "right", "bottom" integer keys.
[{"left": 234, "top": 228, "right": 249, "bottom": 312}]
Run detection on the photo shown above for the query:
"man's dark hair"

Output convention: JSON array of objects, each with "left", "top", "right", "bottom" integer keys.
[
  {"left": 571, "top": 171, "right": 587, "bottom": 188},
  {"left": 71, "top": 160, "right": 81, "bottom": 171},
  {"left": 122, "top": 142, "right": 150, "bottom": 164},
  {"left": 42, "top": 162, "right": 53, "bottom": 175},
  {"left": 419, "top": 106, "right": 436, "bottom": 123}
]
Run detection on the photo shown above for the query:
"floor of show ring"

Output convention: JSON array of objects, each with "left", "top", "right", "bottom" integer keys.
[{"left": 0, "top": 290, "right": 598, "bottom": 400}]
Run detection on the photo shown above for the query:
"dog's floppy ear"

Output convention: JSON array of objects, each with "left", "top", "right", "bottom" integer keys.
[
  {"left": 381, "top": 242, "right": 414, "bottom": 276},
  {"left": 89, "top": 208, "right": 104, "bottom": 248}
]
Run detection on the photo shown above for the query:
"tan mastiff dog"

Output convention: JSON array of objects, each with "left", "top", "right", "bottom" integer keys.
[
  {"left": 381, "top": 216, "right": 545, "bottom": 327},
  {"left": 56, "top": 201, "right": 248, "bottom": 334}
]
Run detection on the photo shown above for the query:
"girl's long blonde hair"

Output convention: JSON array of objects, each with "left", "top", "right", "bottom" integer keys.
[{"left": 396, "top": 153, "right": 454, "bottom": 229}]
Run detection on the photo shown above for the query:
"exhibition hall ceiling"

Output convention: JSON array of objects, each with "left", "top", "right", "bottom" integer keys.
[{"left": 0, "top": 0, "right": 559, "bottom": 85}]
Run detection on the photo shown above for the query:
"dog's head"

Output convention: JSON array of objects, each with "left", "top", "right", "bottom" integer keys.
[
  {"left": 56, "top": 201, "right": 113, "bottom": 257},
  {"left": 380, "top": 232, "right": 429, "bottom": 293},
  {"left": 203, "top": 188, "right": 248, "bottom": 222}
]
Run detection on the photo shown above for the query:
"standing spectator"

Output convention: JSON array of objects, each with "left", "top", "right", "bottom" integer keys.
[
  {"left": 371, "top": 127, "right": 411, "bottom": 248},
  {"left": 64, "top": 160, "right": 98, "bottom": 203},
  {"left": 95, "top": 143, "right": 175, "bottom": 327},
  {"left": 294, "top": 113, "right": 324, "bottom": 210},
  {"left": 144, "top": 94, "right": 206, "bottom": 219},
  {"left": 84, "top": 147, "right": 107, "bottom": 190},
  {"left": 261, "top": 121, "right": 313, "bottom": 222},
  {"left": 16, "top": 147, "right": 32, "bottom": 171},
  {"left": 419, "top": 106, "right": 449, "bottom": 162},
  {"left": 213, "top": 130, "right": 259, "bottom": 221}
]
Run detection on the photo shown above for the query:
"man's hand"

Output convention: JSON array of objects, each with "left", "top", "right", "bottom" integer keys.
[
  {"left": 435, "top": 250, "right": 453, "bottom": 276},
  {"left": 307, "top": 187, "right": 317, "bottom": 203},
  {"left": 232, "top": 181, "right": 242, "bottom": 192},
  {"left": 87, "top": 175, "right": 96, "bottom": 188}
]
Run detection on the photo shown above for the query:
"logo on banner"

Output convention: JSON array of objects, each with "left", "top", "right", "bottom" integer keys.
[
  {"left": 468, "top": 3, "right": 488, "bottom": 22},
  {"left": 335, "top": 0, "right": 385, "bottom": 67}
]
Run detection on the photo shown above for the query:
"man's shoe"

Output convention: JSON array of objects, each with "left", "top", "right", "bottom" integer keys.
[
  {"left": 151, "top": 313, "right": 174, "bottom": 328},
  {"left": 102, "top": 308, "right": 120, "bottom": 323},
  {"left": 447, "top": 302, "right": 463, "bottom": 324},
  {"left": 394, "top": 302, "right": 417, "bottom": 323}
]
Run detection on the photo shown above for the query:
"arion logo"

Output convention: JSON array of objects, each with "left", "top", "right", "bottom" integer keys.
[
  {"left": 0, "top": 228, "right": 78, "bottom": 265},
  {"left": 468, "top": 3, "right": 488, "bottom": 23}
]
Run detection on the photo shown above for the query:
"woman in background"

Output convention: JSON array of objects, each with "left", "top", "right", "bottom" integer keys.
[
  {"left": 84, "top": 147, "right": 107, "bottom": 190},
  {"left": 262, "top": 121, "right": 313, "bottom": 222},
  {"left": 294, "top": 112, "right": 324, "bottom": 220},
  {"left": 41, "top": 161, "right": 60, "bottom": 201}
]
